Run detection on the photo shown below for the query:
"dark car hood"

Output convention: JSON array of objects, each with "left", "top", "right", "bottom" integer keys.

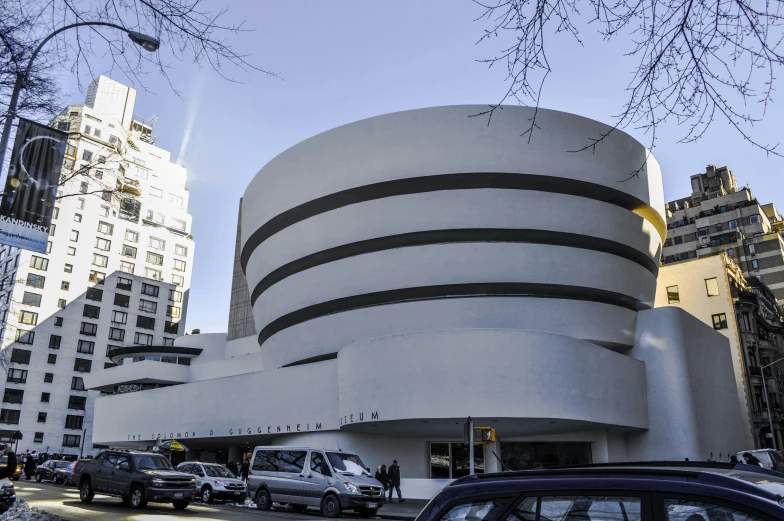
[{"left": 141, "top": 469, "right": 193, "bottom": 479}]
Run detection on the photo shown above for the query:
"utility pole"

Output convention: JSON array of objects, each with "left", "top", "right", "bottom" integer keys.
[{"left": 468, "top": 417, "right": 474, "bottom": 475}]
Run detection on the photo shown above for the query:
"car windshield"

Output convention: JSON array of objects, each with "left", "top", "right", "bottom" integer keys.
[
  {"left": 54, "top": 462, "right": 71, "bottom": 469},
  {"left": 133, "top": 455, "right": 173, "bottom": 470},
  {"left": 326, "top": 452, "right": 368, "bottom": 476},
  {"left": 204, "top": 465, "right": 235, "bottom": 478}
]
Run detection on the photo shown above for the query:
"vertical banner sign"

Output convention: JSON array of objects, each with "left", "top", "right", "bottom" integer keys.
[{"left": 0, "top": 118, "right": 66, "bottom": 252}]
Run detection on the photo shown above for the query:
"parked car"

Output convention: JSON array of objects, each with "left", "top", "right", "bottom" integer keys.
[
  {"left": 0, "top": 478, "right": 14, "bottom": 513},
  {"left": 73, "top": 450, "right": 196, "bottom": 510},
  {"left": 35, "top": 460, "right": 72, "bottom": 483},
  {"left": 0, "top": 456, "right": 22, "bottom": 481},
  {"left": 415, "top": 462, "right": 784, "bottom": 521},
  {"left": 248, "top": 446, "right": 386, "bottom": 518},
  {"left": 54, "top": 462, "right": 76, "bottom": 486},
  {"left": 735, "top": 449, "right": 784, "bottom": 472},
  {"left": 176, "top": 462, "right": 246, "bottom": 503}
]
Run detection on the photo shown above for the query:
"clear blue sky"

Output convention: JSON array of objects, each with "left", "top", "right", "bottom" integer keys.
[{"left": 54, "top": 0, "right": 784, "bottom": 333}]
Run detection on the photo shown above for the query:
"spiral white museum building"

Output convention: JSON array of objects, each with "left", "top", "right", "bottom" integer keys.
[{"left": 87, "top": 106, "right": 748, "bottom": 498}]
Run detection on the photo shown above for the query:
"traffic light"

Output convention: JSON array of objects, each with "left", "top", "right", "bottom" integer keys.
[{"left": 473, "top": 426, "right": 495, "bottom": 444}]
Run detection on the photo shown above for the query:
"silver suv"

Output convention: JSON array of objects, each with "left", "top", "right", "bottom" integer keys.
[
  {"left": 176, "top": 462, "right": 246, "bottom": 503},
  {"left": 248, "top": 446, "right": 385, "bottom": 518}
]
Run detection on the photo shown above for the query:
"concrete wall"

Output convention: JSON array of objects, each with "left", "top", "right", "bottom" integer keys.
[{"left": 627, "top": 307, "right": 747, "bottom": 461}]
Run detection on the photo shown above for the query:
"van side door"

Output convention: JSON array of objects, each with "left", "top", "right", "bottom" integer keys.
[
  {"left": 249, "top": 449, "right": 279, "bottom": 501},
  {"left": 302, "top": 451, "right": 332, "bottom": 507},
  {"left": 276, "top": 450, "right": 308, "bottom": 505}
]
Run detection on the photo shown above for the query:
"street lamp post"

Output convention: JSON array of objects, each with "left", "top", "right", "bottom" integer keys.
[
  {"left": 0, "top": 22, "right": 159, "bottom": 179},
  {"left": 761, "top": 356, "right": 784, "bottom": 450}
]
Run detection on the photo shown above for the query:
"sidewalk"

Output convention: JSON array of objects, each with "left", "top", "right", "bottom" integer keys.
[{"left": 378, "top": 499, "right": 429, "bottom": 520}]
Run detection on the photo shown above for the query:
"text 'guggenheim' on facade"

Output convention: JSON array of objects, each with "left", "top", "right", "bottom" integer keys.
[
  {"left": 88, "top": 105, "right": 747, "bottom": 498},
  {"left": 0, "top": 75, "right": 194, "bottom": 456}
]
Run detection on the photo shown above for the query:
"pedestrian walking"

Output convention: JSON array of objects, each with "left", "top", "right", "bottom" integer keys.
[
  {"left": 240, "top": 459, "right": 250, "bottom": 482},
  {"left": 388, "top": 460, "right": 404, "bottom": 503},
  {"left": 24, "top": 452, "right": 35, "bottom": 480},
  {"left": 375, "top": 465, "right": 389, "bottom": 491}
]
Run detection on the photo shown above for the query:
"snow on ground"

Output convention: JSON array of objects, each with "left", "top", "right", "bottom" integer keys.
[{"left": 0, "top": 499, "right": 68, "bottom": 521}]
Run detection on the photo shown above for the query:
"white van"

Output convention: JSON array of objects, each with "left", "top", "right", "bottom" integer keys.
[{"left": 247, "top": 446, "right": 386, "bottom": 517}]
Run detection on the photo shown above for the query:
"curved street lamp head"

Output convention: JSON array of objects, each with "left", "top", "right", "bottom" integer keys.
[{"left": 127, "top": 31, "right": 160, "bottom": 52}]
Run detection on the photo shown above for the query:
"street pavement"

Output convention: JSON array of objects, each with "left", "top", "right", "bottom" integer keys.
[{"left": 12, "top": 479, "right": 426, "bottom": 521}]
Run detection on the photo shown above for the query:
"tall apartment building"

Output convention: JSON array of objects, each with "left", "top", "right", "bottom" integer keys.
[
  {"left": 663, "top": 165, "right": 784, "bottom": 305},
  {"left": 0, "top": 75, "right": 195, "bottom": 455}
]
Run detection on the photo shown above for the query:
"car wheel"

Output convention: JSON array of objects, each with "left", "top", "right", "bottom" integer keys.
[
  {"left": 79, "top": 480, "right": 94, "bottom": 503},
  {"left": 172, "top": 499, "right": 189, "bottom": 510},
  {"left": 129, "top": 485, "right": 147, "bottom": 509},
  {"left": 201, "top": 485, "right": 213, "bottom": 503},
  {"left": 292, "top": 504, "right": 308, "bottom": 513},
  {"left": 322, "top": 494, "right": 342, "bottom": 518},
  {"left": 34, "top": 473, "right": 42, "bottom": 483},
  {"left": 255, "top": 489, "right": 271, "bottom": 511},
  {"left": 358, "top": 508, "right": 378, "bottom": 518}
]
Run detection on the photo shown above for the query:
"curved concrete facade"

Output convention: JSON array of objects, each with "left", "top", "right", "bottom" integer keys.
[{"left": 241, "top": 105, "right": 664, "bottom": 368}]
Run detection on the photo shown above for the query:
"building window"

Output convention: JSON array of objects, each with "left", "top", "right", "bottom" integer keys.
[
  {"left": 95, "top": 237, "right": 111, "bottom": 251},
  {"left": 92, "top": 253, "right": 109, "bottom": 267},
  {"left": 139, "top": 299, "right": 158, "bottom": 314},
  {"left": 67, "top": 246, "right": 76, "bottom": 256},
  {"left": 34, "top": 432, "right": 43, "bottom": 443},
  {"left": 109, "top": 328, "right": 125, "bottom": 341},
  {"left": 150, "top": 187, "right": 163, "bottom": 198},
  {"left": 673, "top": 235, "right": 683, "bottom": 245},
  {"left": 173, "top": 259, "right": 186, "bottom": 272},
  {"left": 22, "top": 292, "right": 42, "bottom": 307},
  {"left": 77, "top": 197, "right": 85, "bottom": 210},
  {"left": 70, "top": 229, "right": 79, "bottom": 242},
  {"left": 168, "top": 193, "right": 184, "bottom": 207},
  {"left": 52, "top": 207, "right": 60, "bottom": 219},
  {"left": 57, "top": 121, "right": 70, "bottom": 131},
  {"left": 19, "top": 311, "right": 38, "bottom": 326},
  {"left": 15, "top": 330, "right": 34, "bottom": 344},
  {"left": 65, "top": 415, "right": 84, "bottom": 430},
  {"left": 705, "top": 278, "right": 720, "bottom": 296},
  {"left": 120, "top": 261, "right": 135, "bottom": 274},
  {"left": 163, "top": 337, "right": 175, "bottom": 346},
  {"left": 77, "top": 340, "right": 95, "bottom": 355},
  {"left": 7, "top": 369, "right": 27, "bottom": 383},
  {"left": 71, "top": 377, "right": 85, "bottom": 391},
  {"left": 106, "top": 345, "right": 120, "bottom": 356},
  {"left": 142, "top": 283, "right": 160, "bottom": 297},
  {"left": 41, "top": 393, "right": 49, "bottom": 403},
  {"left": 97, "top": 221, "right": 114, "bottom": 235},
  {"left": 729, "top": 220, "right": 738, "bottom": 229},
  {"left": 0, "top": 410, "right": 20, "bottom": 425},
  {"left": 164, "top": 321, "right": 179, "bottom": 335},
  {"left": 80, "top": 322, "right": 98, "bottom": 336},
  {"left": 149, "top": 237, "right": 165, "bottom": 250},
  {"left": 121, "top": 245, "right": 137, "bottom": 258},
  {"left": 30, "top": 256, "right": 48, "bottom": 271},
  {"left": 47, "top": 354, "right": 57, "bottom": 364},
  {"left": 712, "top": 313, "right": 728, "bottom": 330},
  {"left": 125, "top": 229, "right": 139, "bottom": 243},
  {"left": 84, "top": 305, "right": 101, "bottom": 321},
  {"left": 2, "top": 389, "right": 23, "bottom": 404},
  {"left": 86, "top": 288, "right": 103, "bottom": 302},
  {"left": 134, "top": 332, "right": 154, "bottom": 345},
  {"left": 73, "top": 358, "right": 92, "bottom": 373},
  {"left": 146, "top": 252, "right": 164, "bottom": 265},
  {"left": 114, "top": 294, "right": 130, "bottom": 308},
  {"left": 49, "top": 224, "right": 56, "bottom": 236},
  {"left": 166, "top": 305, "right": 181, "bottom": 318},
  {"left": 89, "top": 271, "right": 106, "bottom": 284},
  {"left": 116, "top": 277, "right": 132, "bottom": 291},
  {"left": 57, "top": 298, "right": 66, "bottom": 308},
  {"left": 171, "top": 274, "right": 184, "bottom": 286},
  {"left": 82, "top": 149, "right": 93, "bottom": 161},
  {"left": 61, "top": 281, "right": 70, "bottom": 290},
  {"left": 175, "top": 244, "right": 188, "bottom": 257},
  {"left": 94, "top": 170, "right": 104, "bottom": 180},
  {"left": 750, "top": 215, "right": 761, "bottom": 224},
  {"left": 63, "top": 434, "right": 81, "bottom": 447},
  {"left": 37, "top": 412, "right": 46, "bottom": 423},
  {"left": 46, "top": 241, "right": 52, "bottom": 254},
  {"left": 112, "top": 311, "right": 128, "bottom": 324},
  {"left": 25, "top": 273, "right": 45, "bottom": 288},
  {"left": 44, "top": 373, "right": 53, "bottom": 383},
  {"left": 54, "top": 317, "right": 63, "bottom": 327},
  {"left": 170, "top": 218, "right": 186, "bottom": 232},
  {"left": 144, "top": 267, "right": 162, "bottom": 281},
  {"left": 742, "top": 312, "right": 752, "bottom": 331},
  {"left": 74, "top": 213, "right": 82, "bottom": 223},
  {"left": 727, "top": 248, "right": 734, "bottom": 257},
  {"left": 68, "top": 396, "right": 86, "bottom": 410},
  {"left": 697, "top": 227, "right": 709, "bottom": 236},
  {"left": 168, "top": 289, "right": 182, "bottom": 302},
  {"left": 49, "top": 335, "right": 61, "bottom": 349},
  {"left": 136, "top": 316, "right": 155, "bottom": 330},
  {"left": 10, "top": 349, "right": 31, "bottom": 364},
  {"left": 749, "top": 244, "right": 756, "bottom": 256},
  {"left": 752, "top": 259, "right": 759, "bottom": 270},
  {"left": 99, "top": 205, "right": 109, "bottom": 217}
]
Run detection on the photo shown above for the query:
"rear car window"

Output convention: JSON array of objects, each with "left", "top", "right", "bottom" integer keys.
[
  {"left": 664, "top": 498, "right": 764, "bottom": 521},
  {"left": 506, "top": 496, "right": 641, "bottom": 521},
  {"left": 442, "top": 498, "right": 511, "bottom": 521}
]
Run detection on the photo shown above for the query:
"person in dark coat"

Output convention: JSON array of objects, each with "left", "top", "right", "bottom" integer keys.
[
  {"left": 375, "top": 465, "right": 389, "bottom": 490},
  {"left": 387, "top": 460, "right": 404, "bottom": 502},
  {"left": 0, "top": 446, "right": 16, "bottom": 480},
  {"left": 24, "top": 452, "right": 36, "bottom": 480},
  {"left": 240, "top": 460, "right": 250, "bottom": 481}
]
